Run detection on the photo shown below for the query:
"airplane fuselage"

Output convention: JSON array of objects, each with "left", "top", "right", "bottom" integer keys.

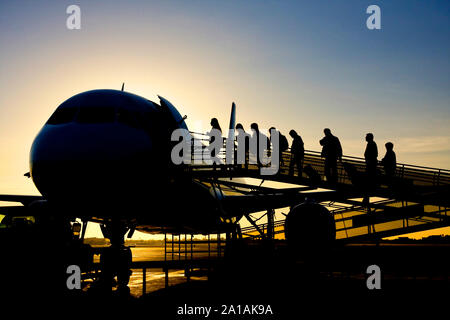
[{"left": 29, "top": 89, "right": 223, "bottom": 233}]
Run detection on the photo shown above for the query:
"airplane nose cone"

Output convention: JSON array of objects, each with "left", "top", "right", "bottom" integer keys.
[{"left": 30, "top": 124, "right": 156, "bottom": 200}]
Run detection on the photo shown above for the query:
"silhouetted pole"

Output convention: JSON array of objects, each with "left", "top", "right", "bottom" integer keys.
[
  {"left": 267, "top": 209, "right": 275, "bottom": 240},
  {"left": 143, "top": 268, "right": 146, "bottom": 295}
]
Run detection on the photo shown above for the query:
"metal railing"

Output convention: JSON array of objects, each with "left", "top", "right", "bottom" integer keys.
[
  {"left": 187, "top": 131, "right": 450, "bottom": 188},
  {"left": 239, "top": 205, "right": 450, "bottom": 242},
  {"left": 164, "top": 233, "right": 224, "bottom": 261}
]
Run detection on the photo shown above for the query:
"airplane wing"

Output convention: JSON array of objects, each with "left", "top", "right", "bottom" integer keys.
[
  {"left": 221, "top": 191, "right": 337, "bottom": 215},
  {"left": 0, "top": 194, "right": 44, "bottom": 206},
  {"left": 197, "top": 178, "right": 363, "bottom": 216}
]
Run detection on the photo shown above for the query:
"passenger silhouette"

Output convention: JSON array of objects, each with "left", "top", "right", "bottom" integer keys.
[
  {"left": 250, "top": 123, "right": 269, "bottom": 167},
  {"left": 381, "top": 142, "right": 396, "bottom": 180},
  {"left": 210, "top": 118, "right": 222, "bottom": 132},
  {"left": 235, "top": 123, "right": 250, "bottom": 168},
  {"left": 208, "top": 118, "right": 222, "bottom": 161},
  {"left": 289, "top": 130, "right": 304, "bottom": 178},
  {"left": 319, "top": 128, "right": 342, "bottom": 184},
  {"left": 269, "top": 127, "right": 289, "bottom": 167},
  {"left": 364, "top": 133, "right": 378, "bottom": 180}
]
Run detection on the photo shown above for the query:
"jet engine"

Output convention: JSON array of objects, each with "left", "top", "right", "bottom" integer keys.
[{"left": 284, "top": 201, "right": 336, "bottom": 251}]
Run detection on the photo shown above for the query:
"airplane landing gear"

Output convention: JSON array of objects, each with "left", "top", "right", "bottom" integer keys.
[
  {"left": 100, "top": 245, "right": 132, "bottom": 290},
  {"left": 97, "top": 220, "right": 132, "bottom": 292}
]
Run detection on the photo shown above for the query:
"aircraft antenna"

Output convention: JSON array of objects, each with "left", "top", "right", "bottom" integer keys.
[{"left": 121, "top": 83, "right": 125, "bottom": 91}]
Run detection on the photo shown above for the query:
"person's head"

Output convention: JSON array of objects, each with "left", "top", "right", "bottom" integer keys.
[
  {"left": 250, "top": 123, "right": 259, "bottom": 131},
  {"left": 210, "top": 118, "right": 221, "bottom": 131},
  {"left": 366, "top": 133, "right": 374, "bottom": 142},
  {"left": 324, "top": 128, "right": 331, "bottom": 137},
  {"left": 385, "top": 142, "right": 394, "bottom": 151},
  {"left": 269, "top": 127, "right": 276, "bottom": 135},
  {"left": 235, "top": 123, "right": 244, "bottom": 131},
  {"left": 210, "top": 118, "right": 219, "bottom": 127},
  {"left": 289, "top": 129, "right": 297, "bottom": 138}
]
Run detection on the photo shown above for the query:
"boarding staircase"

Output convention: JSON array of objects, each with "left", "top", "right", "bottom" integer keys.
[{"left": 187, "top": 132, "right": 450, "bottom": 241}]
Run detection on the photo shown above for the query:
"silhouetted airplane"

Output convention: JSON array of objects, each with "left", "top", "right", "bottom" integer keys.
[{"left": 0, "top": 89, "right": 339, "bottom": 287}]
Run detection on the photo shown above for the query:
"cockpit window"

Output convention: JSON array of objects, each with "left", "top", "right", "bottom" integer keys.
[
  {"left": 47, "top": 107, "right": 77, "bottom": 125},
  {"left": 117, "top": 107, "right": 140, "bottom": 128},
  {"left": 77, "top": 107, "right": 115, "bottom": 124}
]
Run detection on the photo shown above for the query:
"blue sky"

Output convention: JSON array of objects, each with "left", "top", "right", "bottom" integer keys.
[
  {"left": 0, "top": 1, "right": 449, "bottom": 237},
  {"left": 1, "top": 1, "right": 448, "bottom": 173}
]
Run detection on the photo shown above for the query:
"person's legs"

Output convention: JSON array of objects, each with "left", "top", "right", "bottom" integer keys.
[
  {"left": 324, "top": 159, "right": 331, "bottom": 182},
  {"left": 327, "top": 158, "right": 338, "bottom": 184},
  {"left": 289, "top": 155, "right": 295, "bottom": 176},
  {"left": 366, "top": 161, "right": 377, "bottom": 187},
  {"left": 296, "top": 157, "right": 303, "bottom": 178}
]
